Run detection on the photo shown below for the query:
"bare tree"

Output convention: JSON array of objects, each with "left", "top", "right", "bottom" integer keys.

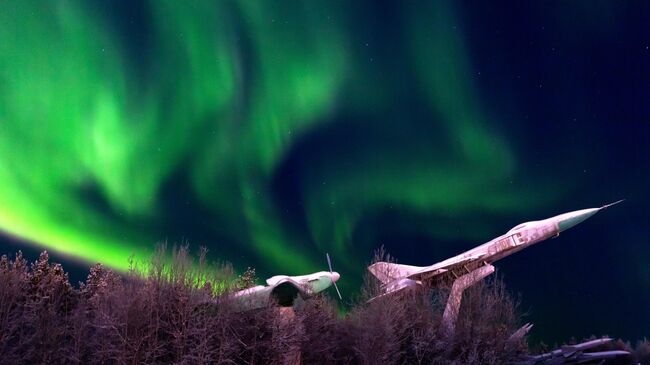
[{"left": 0, "top": 246, "right": 644, "bottom": 365}]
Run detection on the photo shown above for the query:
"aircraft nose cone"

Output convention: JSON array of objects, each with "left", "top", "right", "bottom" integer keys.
[
  {"left": 331, "top": 272, "right": 340, "bottom": 283},
  {"left": 557, "top": 208, "right": 599, "bottom": 232}
]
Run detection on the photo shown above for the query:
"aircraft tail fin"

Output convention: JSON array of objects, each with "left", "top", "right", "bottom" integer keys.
[{"left": 368, "top": 262, "right": 421, "bottom": 284}]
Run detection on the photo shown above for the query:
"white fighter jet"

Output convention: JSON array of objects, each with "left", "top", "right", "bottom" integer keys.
[
  {"left": 367, "top": 201, "right": 623, "bottom": 331},
  {"left": 232, "top": 254, "right": 342, "bottom": 311}
]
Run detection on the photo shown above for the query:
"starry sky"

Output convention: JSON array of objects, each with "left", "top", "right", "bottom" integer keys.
[{"left": 0, "top": 0, "right": 648, "bottom": 343}]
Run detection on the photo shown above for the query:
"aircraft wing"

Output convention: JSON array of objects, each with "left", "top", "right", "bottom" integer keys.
[
  {"left": 516, "top": 338, "right": 631, "bottom": 365},
  {"left": 574, "top": 351, "right": 631, "bottom": 363},
  {"left": 561, "top": 338, "right": 613, "bottom": 354},
  {"left": 406, "top": 253, "right": 486, "bottom": 281},
  {"left": 367, "top": 278, "right": 420, "bottom": 302},
  {"left": 231, "top": 285, "right": 274, "bottom": 311}
]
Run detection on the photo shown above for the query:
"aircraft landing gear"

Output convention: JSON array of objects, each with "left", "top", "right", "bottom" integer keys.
[{"left": 441, "top": 264, "right": 495, "bottom": 335}]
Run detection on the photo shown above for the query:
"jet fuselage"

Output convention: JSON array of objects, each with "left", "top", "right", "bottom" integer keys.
[
  {"left": 385, "top": 201, "right": 623, "bottom": 287},
  {"left": 449, "top": 206, "right": 608, "bottom": 267}
]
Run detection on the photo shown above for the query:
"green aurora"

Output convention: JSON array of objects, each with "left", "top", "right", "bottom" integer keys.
[{"left": 0, "top": 0, "right": 542, "bottom": 270}]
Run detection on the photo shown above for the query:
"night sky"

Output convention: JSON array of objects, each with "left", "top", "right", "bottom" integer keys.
[{"left": 0, "top": 0, "right": 648, "bottom": 343}]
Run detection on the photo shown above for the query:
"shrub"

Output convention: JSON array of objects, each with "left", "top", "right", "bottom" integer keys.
[{"left": 0, "top": 246, "right": 644, "bottom": 365}]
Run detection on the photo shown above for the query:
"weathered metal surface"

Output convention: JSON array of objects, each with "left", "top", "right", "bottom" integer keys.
[
  {"left": 368, "top": 201, "right": 621, "bottom": 295},
  {"left": 231, "top": 271, "right": 341, "bottom": 311},
  {"left": 367, "top": 201, "right": 623, "bottom": 334},
  {"left": 514, "top": 337, "right": 630, "bottom": 364},
  {"left": 441, "top": 264, "right": 495, "bottom": 334}
]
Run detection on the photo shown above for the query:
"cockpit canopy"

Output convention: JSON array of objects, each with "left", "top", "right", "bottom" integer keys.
[{"left": 507, "top": 221, "right": 536, "bottom": 234}]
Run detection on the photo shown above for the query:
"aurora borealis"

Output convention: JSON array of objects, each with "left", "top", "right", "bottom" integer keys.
[{"left": 0, "top": 0, "right": 648, "bottom": 342}]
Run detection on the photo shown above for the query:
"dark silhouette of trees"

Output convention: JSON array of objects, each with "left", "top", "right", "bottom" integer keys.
[{"left": 0, "top": 247, "right": 646, "bottom": 365}]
